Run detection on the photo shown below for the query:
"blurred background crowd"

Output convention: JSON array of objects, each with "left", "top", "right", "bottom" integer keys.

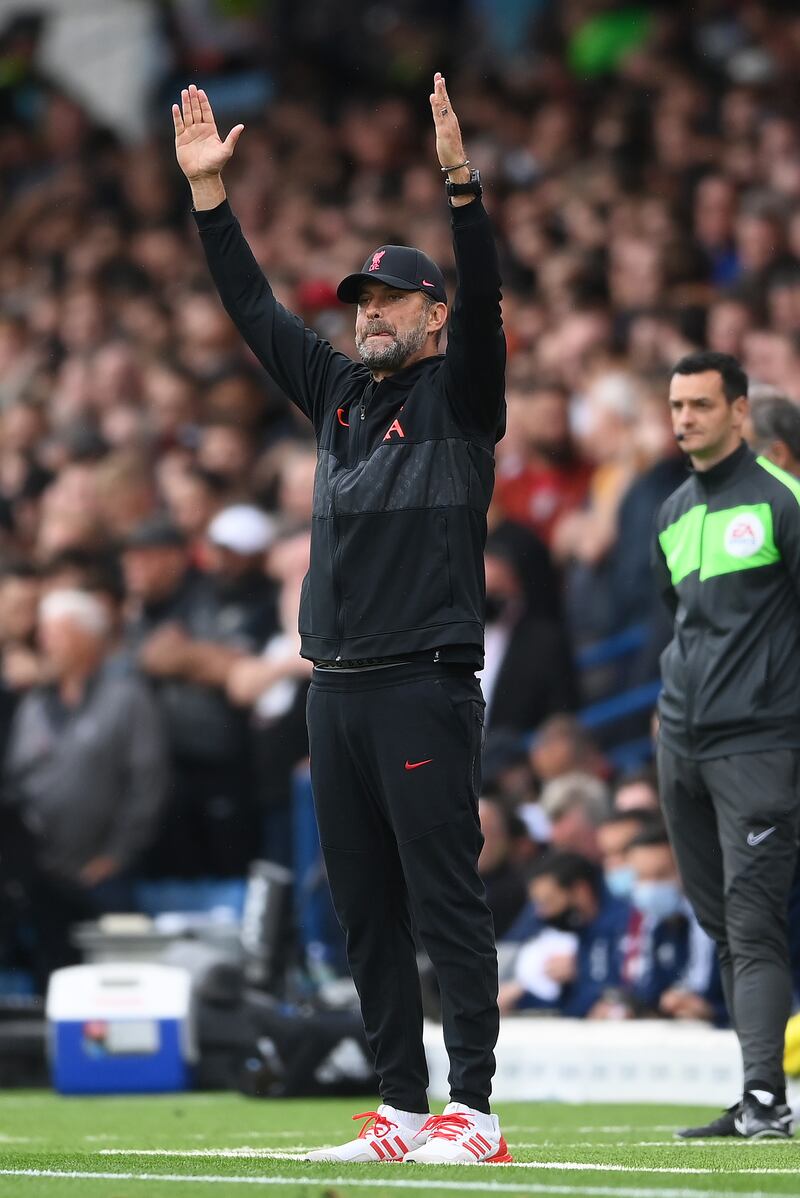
[{"left": 1, "top": 0, "right": 800, "bottom": 1031}]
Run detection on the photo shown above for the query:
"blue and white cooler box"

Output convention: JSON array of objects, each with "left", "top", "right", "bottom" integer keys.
[{"left": 46, "top": 963, "right": 196, "bottom": 1094}]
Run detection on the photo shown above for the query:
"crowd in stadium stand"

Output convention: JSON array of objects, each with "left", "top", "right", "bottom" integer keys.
[{"left": 1, "top": 1, "right": 800, "bottom": 1019}]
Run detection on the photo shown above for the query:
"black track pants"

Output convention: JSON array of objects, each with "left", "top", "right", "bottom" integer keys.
[
  {"left": 657, "top": 743, "right": 800, "bottom": 1094},
  {"left": 306, "top": 662, "right": 499, "bottom": 1114}
]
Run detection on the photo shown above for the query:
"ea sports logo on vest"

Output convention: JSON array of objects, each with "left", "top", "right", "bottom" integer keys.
[{"left": 724, "top": 511, "right": 765, "bottom": 558}]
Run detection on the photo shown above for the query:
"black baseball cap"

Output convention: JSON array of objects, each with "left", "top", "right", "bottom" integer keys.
[
  {"left": 337, "top": 245, "right": 447, "bottom": 305},
  {"left": 123, "top": 515, "right": 187, "bottom": 550}
]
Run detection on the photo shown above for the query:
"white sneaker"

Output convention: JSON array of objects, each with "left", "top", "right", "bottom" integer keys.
[
  {"left": 304, "top": 1105, "right": 428, "bottom": 1162},
  {"left": 404, "top": 1102, "right": 513, "bottom": 1164}
]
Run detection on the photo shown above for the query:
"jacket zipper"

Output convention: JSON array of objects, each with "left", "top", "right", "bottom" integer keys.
[
  {"left": 685, "top": 503, "right": 707, "bottom": 751},
  {"left": 331, "top": 378, "right": 375, "bottom": 659}
]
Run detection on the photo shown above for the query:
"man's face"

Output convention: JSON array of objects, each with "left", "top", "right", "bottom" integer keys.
[
  {"left": 668, "top": 370, "right": 746, "bottom": 461},
  {"left": 122, "top": 546, "right": 186, "bottom": 603},
  {"left": 597, "top": 819, "right": 643, "bottom": 872},
  {"left": 628, "top": 842, "right": 677, "bottom": 885},
  {"left": 507, "top": 387, "right": 570, "bottom": 455},
  {"left": 549, "top": 806, "right": 600, "bottom": 861},
  {"left": 706, "top": 301, "right": 752, "bottom": 357},
  {"left": 613, "top": 779, "right": 659, "bottom": 812},
  {"left": 0, "top": 576, "right": 40, "bottom": 644},
  {"left": 205, "top": 543, "right": 260, "bottom": 586},
  {"left": 354, "top": 281, "right": 443, "bottom": 372},
  {"left": 39, "top": 615, "right": 101, "bottom": 676},
  {"left": 529, "top": 874, "right": 590, "bottom": 929}
]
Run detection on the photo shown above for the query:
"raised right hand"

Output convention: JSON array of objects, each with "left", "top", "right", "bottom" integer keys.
[{"left": 173, "top": 84, "right": 243, "bottom": 181}]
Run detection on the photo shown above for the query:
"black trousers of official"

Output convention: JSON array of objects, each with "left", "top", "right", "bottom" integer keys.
[
  {"left": 657, "top": 743, "right": 800, "bottom": 1095},
  {"left": 306, "top": 662, "right": 499, "bottom": 1114}
]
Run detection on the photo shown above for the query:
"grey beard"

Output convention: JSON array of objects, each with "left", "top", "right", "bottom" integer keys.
[{"left": 356, "top": 318, "right": 428, "bottom": 371}]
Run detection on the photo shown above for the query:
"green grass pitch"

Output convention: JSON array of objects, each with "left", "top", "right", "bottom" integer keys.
[{"left": 0, "top": 1091, "right": 798, "bottom": 1197}]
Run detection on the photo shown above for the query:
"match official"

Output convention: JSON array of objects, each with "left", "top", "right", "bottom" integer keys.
[
  {"left": 174, "top": 76, "right": 510, "bottom": 1163},
  {"left": 654, "top": 351, "right": 800, "bottom": 1139}
]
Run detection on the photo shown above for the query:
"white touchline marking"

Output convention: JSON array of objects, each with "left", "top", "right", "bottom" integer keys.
[
  {"left": 501, "top": 1125, "right": 683, "bottom": 1135},
  {"left": 100, "top": 1150, "right": 310, "bottom": 1161},
  {"left": 96, "top": 1149, "right": 800, "bottom": 1175},
  {"left": 512, "top": 1140, "right": 796, "bottom": 1149},
  {"left": 0, "top": 1170, "right": 793, "bottom": 1198}
]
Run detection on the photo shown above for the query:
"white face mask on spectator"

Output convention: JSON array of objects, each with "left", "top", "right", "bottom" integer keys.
[
  {"left": 605, "top": 864, "right": 636, "bottom": 899},
  {"left": 632, "top": 878, "right": 683, "bottom": 921}
]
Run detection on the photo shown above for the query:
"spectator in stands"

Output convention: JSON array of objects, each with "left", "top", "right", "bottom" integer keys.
[
  {"left": 539, "top": 772, "right": 611, "bottom": 862},
  {"left": 39, "top": 549, "right": 128, "bottom": 673},
  {"left": 529, "top": 716, "right": 607, "bottom": 787},
  {"left": 3, "top": 588, "right": 167, "bottom": 903},
  {"left": 480, "top": 542, "right": 576, "bottom": 735},
  {"left": 499, "top": 851, "right": 630, "bottom": 1017},
  {"left": 162, "top": 465, "right": 229, "bottom": 559},
  {"left": 204, "top": 504, "right": 278, "bottom": 648},
  {"left": 477, "top": 796, "right": 532, "bottom": 940},
  {"left": 121, "top": 515, "right": 257, "bottom": 877},
  {"left": 612, "top": 768, "right": 661, "bottom": 815},
  {"left": 607, "top": 388, "right": 688, "bottom": 635},
  {"left": 226, "top": 528, "right": 313, "bottom": 867},
  {"left": 617, "top": 830, "right": 720, "bottom": 1024},
  {"left": 0, "top": 562, "right": 40, "bottom": 762},
  {"left": 553, "top": 373, "right": 642, "bottom": 586},
  {"left": 745, "top": 394, "right": 800, "bottom": 477},
  {"left": 597, "top": 808, "right": 661, "bottom": 900},
  {"left": 494, "top": 381, "right": 591, "bottom": 546}
]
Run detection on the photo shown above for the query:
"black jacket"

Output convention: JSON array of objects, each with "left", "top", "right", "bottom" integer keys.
[
  {"left": 194, "top": 198, "right": 506, "bottom": 663},
  {"left": 486, "top": 616, "right": 576, "bottom": 734},
  {"left": 653, "top": 442, "right": 800, "bottom": 758}
]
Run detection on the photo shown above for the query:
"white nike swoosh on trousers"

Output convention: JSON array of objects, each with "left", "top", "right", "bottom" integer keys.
[{"left": 747, "top": 826, "right": 777, "bottom": 846}]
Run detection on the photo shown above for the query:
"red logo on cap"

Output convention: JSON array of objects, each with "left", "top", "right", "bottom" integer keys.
[
  {"left": 422, "top": 279, "right": 435, "bottom": 288},
  {"left": 368, "top": 250, "right": 386, "bottom": 272}
]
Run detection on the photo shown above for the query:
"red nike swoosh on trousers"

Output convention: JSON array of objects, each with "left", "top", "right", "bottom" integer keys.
[{"left": 405, "top": 758, "right": 433, "bottom": 770}]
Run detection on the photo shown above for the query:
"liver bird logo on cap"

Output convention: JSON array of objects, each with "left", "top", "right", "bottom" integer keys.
[{"left": 368, "top": 250, "right": 386, "bottom": 272}]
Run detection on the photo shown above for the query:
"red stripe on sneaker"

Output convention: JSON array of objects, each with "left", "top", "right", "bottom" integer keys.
[
  {"left": 371, "top": 1140, "right": 386, "bottom": 1160},
  {"left": 382, "top": 1139, "right": 398, "bottom": 1158},
  {"left": 394, "top": 1136, "right": 408, "bottom": 1155},
  {"left": 464, "top": 1140, "right": 481, "bottom": 1159},
  {"left": 474, "top": 1133, "right": 492, "bottom": 1152},
  {"left": 485, "top": 1136, "right": 514, "bottom": 1164}
]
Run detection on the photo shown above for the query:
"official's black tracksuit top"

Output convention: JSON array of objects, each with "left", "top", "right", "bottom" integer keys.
[
  {"left": 653, "top": 441, "right": 800, "bottom": 759},
  {"left": 193, "top": 198, "right": 506, "bottom": 664}
]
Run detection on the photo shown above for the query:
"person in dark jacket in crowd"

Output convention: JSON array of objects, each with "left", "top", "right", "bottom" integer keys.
[
  {"left": 746, "top": 393, "right": 800, "bottom": 477},
  {"left": 477, "top": 796, "right": 530, "bottom": 940},
  {"left": 122, "top": 515, "right": 267, "bottom": 877},
  {"left": 2, "top": 588, "right": 167, "bottom": 980},
  {"left": 498, "top": 851, "right": 631, "bottom": 1018},
  {"left": 175, "top": 75, "right": 509, "bottom": 1163},
  {"left": 621, "top": 828, "right": 720, "bottom": 1024},
  {"left": 480, "top": 541, "right": 576, "bottom": 735},
  {"left": 654, "top": 350, "right": 800, "bottom": 1139},
  {"left": 0, "top": 561, "right": 40, "bottom": 764}
]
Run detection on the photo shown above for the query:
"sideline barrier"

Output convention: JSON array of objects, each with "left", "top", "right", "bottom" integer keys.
[{"left": 424, "top": 1018, "right": 741, "bottom": 1104}]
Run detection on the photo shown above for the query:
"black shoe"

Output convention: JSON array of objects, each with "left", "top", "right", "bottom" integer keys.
[
  {"left": 676, "top": 1103, "right": 742, "bottom": 1138},
  {"left": 733, "top": 1093, "right": 794, "bottom": 1140}
]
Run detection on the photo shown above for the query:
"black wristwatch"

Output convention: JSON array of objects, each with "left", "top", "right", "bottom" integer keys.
[{"left": 446, "top": 168, "right": 482, "bottom": 198}]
